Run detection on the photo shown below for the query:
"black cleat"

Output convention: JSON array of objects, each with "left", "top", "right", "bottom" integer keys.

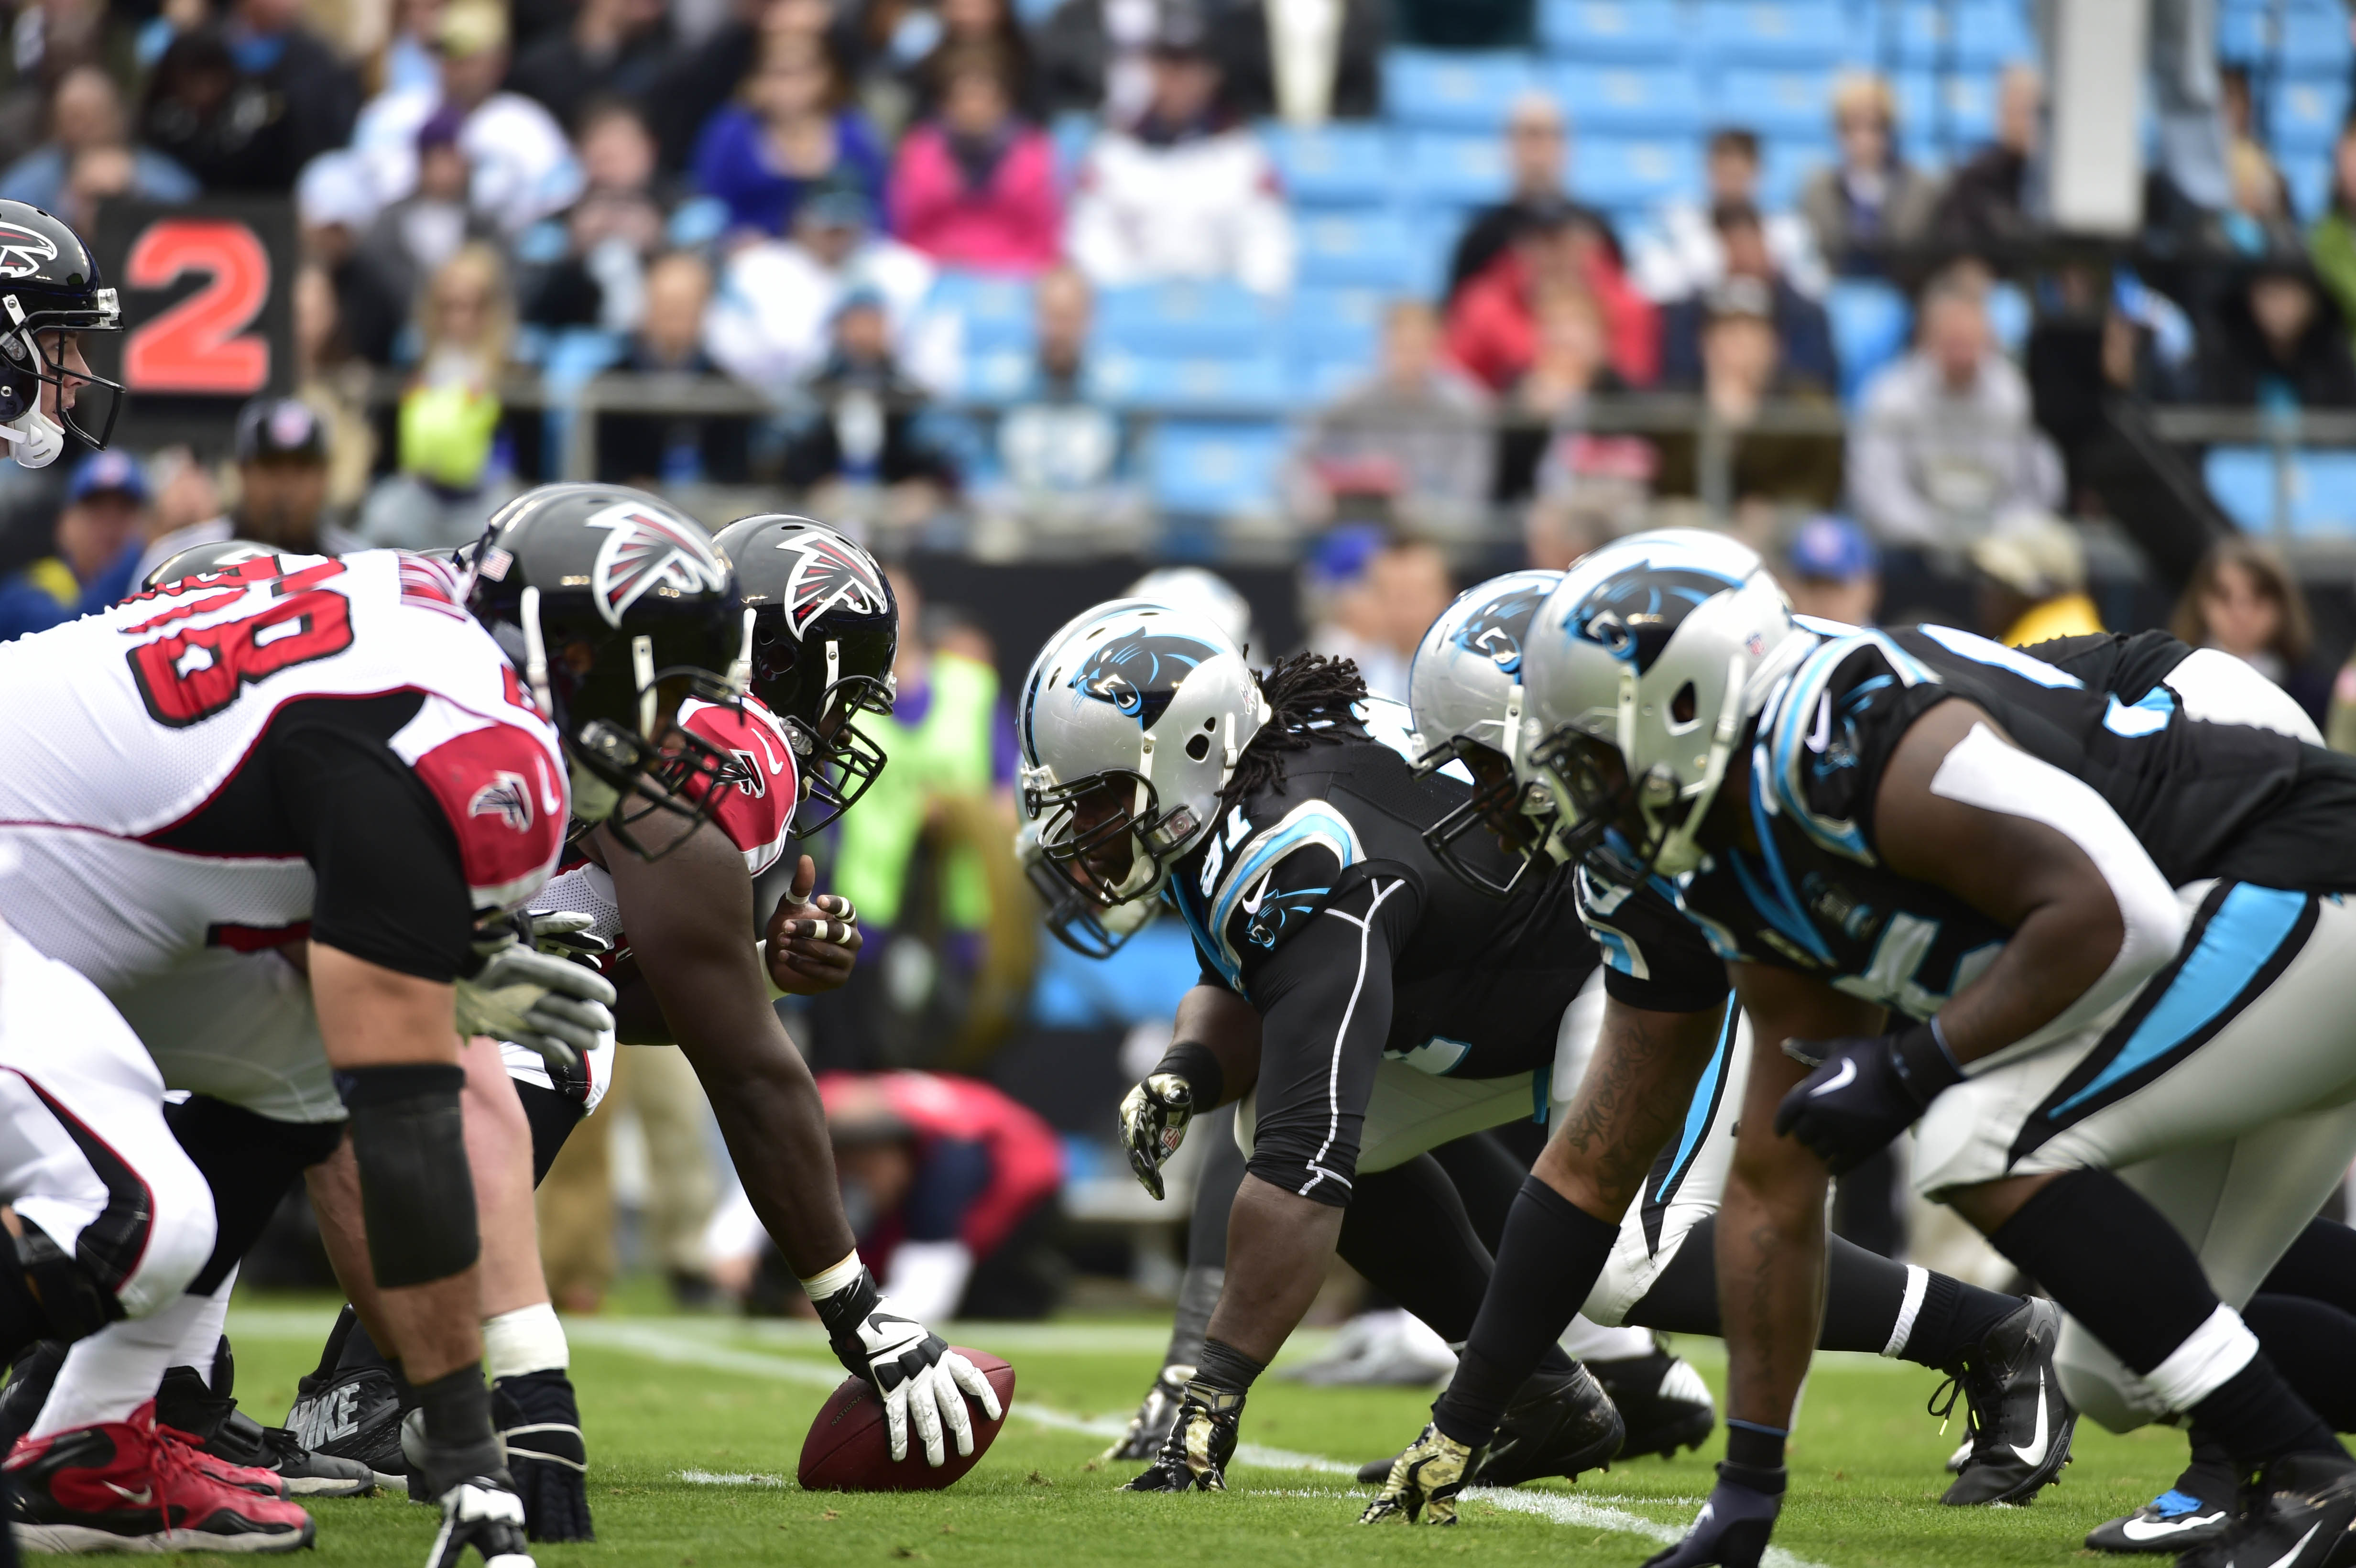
[
  {"left": 1123, "top": 1384, "right": 1241, "bottom": 1493},
  {"left": 2176, "top": 1452, "right": 2356, "bottom": 1568},
  {"left": 1105, "top": 1364, "right": 1192, "bottom": 1464},
  {"left": 1933, "top": 1297, "right": 2076, "bottom": 1506},
  {"left": 285, "top": 1361, "right": 409, "bottom": 1488},
  {"left": 1476, "top": 1362, "right": 1625, "bottom": 1486},
  {"left": 2085, "top": 1440, "right": 2235, "bottom": 1554},
  {"left": 1590, "top": 1347, "right": 1716, "bottom": 1461}
]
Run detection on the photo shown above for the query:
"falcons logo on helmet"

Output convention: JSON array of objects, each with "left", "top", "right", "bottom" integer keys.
[
  {"left": 587, "top": 501, "right": 730, "bottom": 628},
  {"left": 468, "top": 773, "right": 534, "bottom": 832},
  {"left": 0, "top": 222, "right": 56, "bottom": 281},
  {"left": 775, "top": 531, "right": 887, "bottom": 640}
]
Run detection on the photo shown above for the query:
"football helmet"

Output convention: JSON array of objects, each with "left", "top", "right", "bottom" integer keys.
[
  {"left": 140, "top": 538, "right": 276, "bottom": 592},
  {"left": 0, "top": 201, "right": 122, "bottom": 465},
  {"left": 464, "top": 483, "right": 746, "bottom": 857},
  {"left": 1405, "top": 569, "right": 1562, "bottom": 897},
  {"left": 1520, "top": 530, "right": 1811, "bottom": 879},
  {"left": 1018, "top": 599, "right": 1269, "bottom": 917},
  {"left": 709, "top": 513, "right": 896, "bottom": 834}
]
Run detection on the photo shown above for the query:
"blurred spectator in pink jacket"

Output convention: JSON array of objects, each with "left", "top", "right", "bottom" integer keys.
[{"left": 888, "top": 46, "right": 1062, "bottom": 275}]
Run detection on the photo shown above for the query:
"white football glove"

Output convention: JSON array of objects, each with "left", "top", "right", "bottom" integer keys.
[
  {"left": 813, "top": 1267, "right": 1002, "bottom": 1465},
  {"left": 457, "top": 913, "right": 617, "bottom": 1073}
]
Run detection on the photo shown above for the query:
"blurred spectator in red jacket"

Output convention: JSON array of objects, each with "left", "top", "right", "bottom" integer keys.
[
  {"left": 1446, "top": 198, "right": 1657, "bottom": 391},
  {"left": 888, "top": 46, "right": 1062, "bottom": 274}
]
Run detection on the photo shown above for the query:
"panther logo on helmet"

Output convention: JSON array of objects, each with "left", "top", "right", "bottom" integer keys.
[
  {"left": 774, "top": 531, "right": 887, "bottom": 639},
  {"left": 586, "top": 501, "right": 731, "bottom": 628},
  {"left": 1451, "top": 580, "right": 1552, "bottom": 675},
  {"left": 1069, "top": 632, "right": 1223, "bottom": 729},
  {"left": 0, "top": 222, "right": 56, "bottom": 280},
  {"left": 1562, "top": 567, "right": 1744, "bottom": 674}
]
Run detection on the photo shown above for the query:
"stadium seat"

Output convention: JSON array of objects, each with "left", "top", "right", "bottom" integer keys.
[
  {"left": 1287, "top": 286, "right": 1388, "bottom": 365},
  {"left": 1826, "top": 278, "right": 1911, "bottom": 403},
  {"left": 1148, "top": 420, "right": 1290, "bottom": 515},
  {"left": 1985, "top": 280, "right": 2030, "bottom": 356},
  {"left": 962, "top": 346, "right": 1035, "bottom": 401},
  {"left": 1290, "top": 356, "right": 1367, "bottom": 402},
  {"left": 1404, "top": 132, "right": 1512, "bottom": 205},
  {"left": 540, "top": 328, "right": 628, "bottom": 470},
  {"left": 1385, "top": 50, "right": 1539, "bottom": 132},
  {"left": 928, "top": 271, "right": 1036, "bottom": 354},
  {"left": 1572, "top": 138, "right": 1700, "bottom": 210},
  {"left": 1538, "top": 0, "right": 1682, "bottom": 60},
  {"left": 2205, "top": 446, "right": 2356, "bottom": 535},
  {"left": 1090, "top": 350, "right": 1288, "bottom": 414},
  {"left": 2217, "top": 4, "right": 2267, "bottom": 64},
  {"left": 1266, "top": 124, "right": 1396, "bottom": 207},
  {"left": 1051, "top": 112, "right": 1096, "bottom": 178},
  {"left": 1760, "top": 138, "right": 1833, "bottom": 207},
  {"left": 1894, "top": 0, "right": 2034, "bottom": 69},
  {"left": 1297, "top": 209, "right": 1421, "bottom": 289},
  {"left": 1894, "top": 72, "right": 1997, "bottom": 152},
  {"left": 2286, "top": 151, "right": 2333, "bottom": 221},
  {"left": 1548, "top": 65, "right": 1704, "bottom": 137},
  {"left": 1696, "top": 2, "right": 1853, "bottom": 66},
  {"left": 2280, "top": 2, "right": 2354, "bottom": 76},
  {"left": 1718, "top": 69, "right": 1838, "bottom": 140},
  {"left": 2269, "top": 79, "right": 2348, "bottom": 155},
  {"left": 1094, "top": 281, "right": 1276, "bottom": 359}
]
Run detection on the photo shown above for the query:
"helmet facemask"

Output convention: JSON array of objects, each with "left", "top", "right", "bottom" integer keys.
[
  {"left": 0, "top": 290, "right": 122, "bottom": 463},
  {"left": 786, "top": 644, "right": 894, "bottom": 835},
  {"left": 1023, "top": 766, "right": 1204, "bottom": 914},
  {"left": 1414, "top": 734, "right": 1547, "bottom": 899}
]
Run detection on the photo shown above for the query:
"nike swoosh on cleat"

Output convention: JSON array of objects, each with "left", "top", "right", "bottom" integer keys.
[
  {"left": 101, "top": 1482, "right": 153, "bottom": 1504},
  {"left": 1809, "top": 1059, "right": 1858, "bottom": 1096},
  {"left": 2119, "top": 1513, "right": 2226, "bottom": 1543},
  {"left": 2009, "top": 1373, "right": 2049, "bottom": 1468},
  {"left": 2239, "top": 1520, "right": 2320, "bottom": 1568}
]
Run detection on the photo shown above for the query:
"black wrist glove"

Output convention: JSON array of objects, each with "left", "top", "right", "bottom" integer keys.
[
  {"left": 1641, "top": 1461, "right": 1787, "bottom": 1568},
  {"left": 1772, "top": 1022, "right": 1962, "bottom": 1176}
]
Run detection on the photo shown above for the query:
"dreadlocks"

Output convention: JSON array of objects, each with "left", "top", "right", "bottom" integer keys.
[{"left": 1219, "top": 652, "right": 1371, "bottom": 811}]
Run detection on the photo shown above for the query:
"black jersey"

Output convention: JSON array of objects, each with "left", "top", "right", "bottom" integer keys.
[
  {"left": 1669, "top": 623, "right": 2356, "bottom": 1020},
  {"left": 1167, "top": 696, "right": 1599, "bottom": 1083}
]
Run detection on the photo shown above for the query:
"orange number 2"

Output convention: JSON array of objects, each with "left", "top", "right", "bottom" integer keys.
[{"left": 122, "top": 220, "right": 270, "bottom": 395}]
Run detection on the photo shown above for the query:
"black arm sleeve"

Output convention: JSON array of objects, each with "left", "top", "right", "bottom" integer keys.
[
  {"left": 1234, "top": 865, "right": 1422, "bottom": 1208},
  {"left": 271, "top": 697, "right": 477, "bottom": 982}
]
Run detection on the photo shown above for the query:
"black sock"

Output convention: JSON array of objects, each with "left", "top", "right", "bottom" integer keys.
[
  {"left": 1724, "top": 1418, "right": 1786, "bottom": 1472},
  {"left": 411, "top": 1363, "right": 502, "bottom": 1494},
  {"left": 1187, "top": 1109, "right": 1245, "bottom": 1270},
  {"left": 2247, "top": 1294, "right": 2356, "bottom": 1434},
  {"left": 1896, "top": 1271, "right": 2025, "bottom": 1370},
  {"left": 1340, "top": 1154, "right": 1496, "bottom": 1344},
  {"left": 2188, "top": 1358, "right": 2344, "bottom": 1465},
  {"left": 1161, "top": 1264, "right": 1223, "bottom": 1372},
  {"left": 1429, "top": 1131, "right": 1533, "bottom": 1255},
  {"left": 1985, "top": 1170, "right": 2228, "bottom": 1374},
  {"left": 2259, "top": 1220, "right": 2356, "bottom": 1318},
  {"left": 1430, "top": 1175, "right": 1620, "bottom": 1448},
  {"left": 1191, "top": 1337, "right": 1265, "bottom": 1395},
  {"left": 2175, "top": 1430, "right": 2239, "bottom": 1507}
]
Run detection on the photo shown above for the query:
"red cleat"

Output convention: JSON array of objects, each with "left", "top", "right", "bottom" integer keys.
[
  {"left": 6, "top": 1399, "right": 314, "bottom": 1554},
  {"left": 159, "top": 1423, "right": 293, "bottom": 1500}
]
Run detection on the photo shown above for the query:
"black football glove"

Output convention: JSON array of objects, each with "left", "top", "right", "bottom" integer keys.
[
  {"left": 811, "top": 1266, "right": 1001, "bottom": 1465},
  {"left": 1772, "top": 1024, "right": 1963, "bottom": 1176},
  {"left": 494, "top": 1369, "right": 590, "bottom": 1542},
  {"left": 1641, "top": 1462, "right": 1786, "bottom": 1568},
  {"left": 1117, "top": 1074, "right": 1193, "bottom": 1200}
]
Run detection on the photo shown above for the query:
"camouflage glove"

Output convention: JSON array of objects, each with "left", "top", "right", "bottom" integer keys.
[
  {"left": 1117, "top": 1074, "right": 1194, "bottom": 1200},
  {"left": 1359, "top": 1422, "right": 1484, "bottom": 1525}
]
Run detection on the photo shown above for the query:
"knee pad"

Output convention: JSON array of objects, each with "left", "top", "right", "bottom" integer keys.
[
  {"left": 2054, "top": 1316, "right": 2169, "bottom": 1434},
  {"left": 343, "top": 1065, "right": 479, "bottom": 1289}
]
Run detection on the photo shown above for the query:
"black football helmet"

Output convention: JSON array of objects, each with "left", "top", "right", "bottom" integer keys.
[
  {"left": 464, "top": 484, "right": 746, "bottom": 857},
  {"left": 0, "top": 201, "right": 123, "bottom": 462},
  {"left": 710, "top": 514, "right": 896, "bottom": 835},
  {"left": 140, "top": 538, "right": 276, "bottom": 592}
]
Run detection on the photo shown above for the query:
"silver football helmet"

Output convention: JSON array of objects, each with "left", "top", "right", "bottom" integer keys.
[
  {"left": 1521, "top": 530, "right": 1813, "bottom": 879},
  {"left": 1405, "top": 569, "right": 1562, "bottom": 897},
  {"left": 1018, "top": 599, "right": 1270, "bottom": 919}
]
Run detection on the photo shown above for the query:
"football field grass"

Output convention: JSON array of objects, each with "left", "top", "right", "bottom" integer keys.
[{"left": 210, "top": 1296, "right": 2195, "bottom": 1568}]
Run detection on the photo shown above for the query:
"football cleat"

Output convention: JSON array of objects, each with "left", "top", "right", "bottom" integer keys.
[
  {"left": 158, "top": 1424, "right": 290, "bottom": 1500},
  {"left": 2174, "top": 1452, "right": 2356, "bottom": 1568},
  {"left": 210, "top": 1408, "right": 378, "bottom": 1498},
  {"left": 1122, "top": 1384, "right": 1241, "bottom": 1493},
  {"left": 494, "top": 1370, "right": 592, "bottom": 1541},
  {"left": 1286, "top": 1310, "right": 1459, "bottom": 1387},
  {"left": 425, "top": 1474, "right": 536, "bottom": 1568},
  {"left": 285, "top": 1359, "right": 409, "bottom": 1488},
  {"left": 1931, "top": 1297, "right": 2077, "bottom": 1506},
  {"left": 1103, "top": 1364, "right": 1192, "bottom": 1462},
  {"left": 1475, "top": 1362, "right": 1625, "bottom": 1486},
  {"left": 2083, "top": 1485, "right": 2236, "bottom": 1554},
  {"left": 1358, "top": 1423, "right": 1483, "bottom": 1525},
  {"left": 6, "top": 1400, "right": 316, "bottom": 1554},
  {"left": 1589, "top": 1347, "right": 1717, "bottom": 1461}
]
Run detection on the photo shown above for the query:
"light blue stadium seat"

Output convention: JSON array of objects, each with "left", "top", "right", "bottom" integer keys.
[
  {"left": 962, "top": 346, "right": 1036, "bottom": 401},
  {"left": 1539, "top": 0, "right": 1682, "bottom": 60},
  {"left": 928, "top": 270, "right": 1036, "bottom": 353},
  {"left": 2280, "top": 3, "right": 2355, "bottom": 76},
  {"left": 1405, "top": 132, "right": 1512, "bottom": 205},
  {"left": 1719, "top": 68, "right": 1838, "bottom": 140},
  {"left": 1549, "top": 64, "right": 1704, "bottom": 136},
  {"left": 1760, "top": 138, "right": 1832, "bottom": 208},
  {"left": 1091, "top": 350, "right": 1289, "bottom": 414},
  {"left": 1288, "top": 285, "right": 1388, "bottom": 364},
  {"left": 2270, "top": 79, "right": 2348, "bottom": 155},
  {"left": 1985, "top": 280, "right": 2030, "bottom": 355},
  {"left": 2286, "top": 151, "right": 2334, "bottom": 221},
  {"left": 1895, "top": 0, "right": 2033, "bottom": 69},
  {"left": 1826, "top": 279, "right": 1911, "bottom": 403},
  {"left": 2205, "top": 447, "right": 2276, "bottom": 531},
  {"left": 1895, "top": 72, "right": 1997, "bottom": 152},
  {"left": 1290, "top": 356, "right": 1368, "bottom": 401},
  {"left": 541, "top": 328, "right": 628, "bottom": 466},
  {"left": 1267, "top": 124, "right": 1396, "bottom": 207},
  {"left": 2206, "top": 447, "right": 2356, "bottom": 535},
  {"left": 2217, "top": 4, "right": 2266, "bottom": 64},
  {"left": 1051, "top": 112, "right": 1096, "bottom": 177},
  {"left": 1298, "top": 209, "right": 1420, "bottom": 288},
  {"left": 1149, "top": 420, "right": 1291, "bottom": 515},
  {"left": 1697, "top": 2, "right": 1853, "bottom": 66},
  {"left": 1095, "top": 281, "right": 1276, "bottom": 359},
  {"left": 1385, "top": 50, "right": 1539, "bottom": 132},
  {"left": 1572, "top": 138, "right": 1700, "bottom": 210}
]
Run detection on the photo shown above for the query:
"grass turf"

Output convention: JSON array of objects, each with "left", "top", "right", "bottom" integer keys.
[{"left": 202, "top": 1296, "right": 2193, "bottom": 1568}]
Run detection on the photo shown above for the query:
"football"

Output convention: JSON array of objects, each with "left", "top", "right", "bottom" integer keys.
[{"left": 797, "top": 1349, "right": 1016, "bottom": 1492}]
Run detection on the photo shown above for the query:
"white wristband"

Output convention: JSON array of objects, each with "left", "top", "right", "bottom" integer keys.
[
  {"left": 755, "top": 939, "right": 789, "bottom": 1001},
  {"left": 800, "top": 1250, "right": 864, "bottom": 1302}
]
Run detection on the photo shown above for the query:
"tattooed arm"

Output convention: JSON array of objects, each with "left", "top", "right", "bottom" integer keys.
[
  {"left": 1716, "top": 962, "right": 1886, "bottom": 1427},
  {"left": 1536, "top": 998, "right": 1729, "bottom": 1222}
]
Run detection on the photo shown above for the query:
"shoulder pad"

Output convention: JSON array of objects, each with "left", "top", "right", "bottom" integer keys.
[
  {"left": 681, "top": 695, "right": 799, "bottom": 876},
  {"left": 391, "top": 697, "right": 568, "bottom": 911},
  {"left": 1752, "top": 630, "right": 1939, "bottom": 863},
  {"left": 1184, "top": 797, "right": 1363, "bottom": 985}
]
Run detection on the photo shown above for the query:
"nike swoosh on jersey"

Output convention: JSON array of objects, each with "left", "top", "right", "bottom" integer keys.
[
  {"left": 1807, "top": 695, "right": 1832, "bottom": 753},
  {"left": 2010, "top": 1373, "right": 2049, "bottom": 1467},
  {"left": 2119, "top": 1511, "right": 2227, "bottom": 1542},
  {"left": 1809, "top": 1058, "right": 1859, "bottom": 1096}
]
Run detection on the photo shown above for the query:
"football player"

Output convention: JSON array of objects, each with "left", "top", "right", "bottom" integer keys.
[
  {"left": 0, "top": 487, "right": 741, "bottom": 1562},
  {"left": 1498, "top": 536, "right": 2356, "bottom": 1568}
]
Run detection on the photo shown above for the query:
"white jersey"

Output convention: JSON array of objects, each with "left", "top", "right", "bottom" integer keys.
[{"left": 0, "top": 550, "right": 567, "bottom": 995}]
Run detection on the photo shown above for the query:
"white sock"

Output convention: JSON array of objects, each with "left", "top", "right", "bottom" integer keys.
[
  {"left": 165, "top": 1266, "right": 236, "bottom": 1387},
  {"left": 1560, "top": 1316, "right": 1658, "bottom": 1363},
  {"left": 484, "top": 1302, "right": 568, "bottom": 1380},
  {"left": 32, "top": 1284, "right": 229, "bottom": 1437}
]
